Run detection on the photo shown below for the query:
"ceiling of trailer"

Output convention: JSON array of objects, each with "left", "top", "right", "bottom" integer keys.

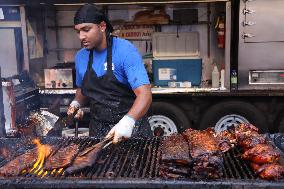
[{"left": 0, "top": 0, "right": 228, "bottom": 5}]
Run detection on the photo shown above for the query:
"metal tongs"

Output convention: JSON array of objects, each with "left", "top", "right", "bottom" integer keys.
[
  {"left": 79, "top": 137, "right": 113, "bottom": 156},
  {"left": 102, "top": 137, "right": 113, "bottom": 149}
]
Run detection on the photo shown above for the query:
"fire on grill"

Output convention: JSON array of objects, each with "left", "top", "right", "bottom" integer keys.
[
  {"left": 0, "top": 138, "right": 105, "bottom": 177},
  {"left": 0, "top": 139, "right": 55, "bottom": 177}
]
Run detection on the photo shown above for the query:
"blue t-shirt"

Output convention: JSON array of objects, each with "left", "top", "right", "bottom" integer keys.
[{"left": 75, "top": 37, "right": 150, "bottom": 90}]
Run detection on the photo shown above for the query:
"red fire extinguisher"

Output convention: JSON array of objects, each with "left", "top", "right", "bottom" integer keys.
[{"left": 215, "top": 14, "right": 225, "bottom": 49}]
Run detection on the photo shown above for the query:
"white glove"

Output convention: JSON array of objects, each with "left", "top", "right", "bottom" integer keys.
[
  {"left": 67, "top": 100, "right": 84, "bottom": 119},
  {"left": 105, "top": 115, "right": 135, "bottom": 144}
]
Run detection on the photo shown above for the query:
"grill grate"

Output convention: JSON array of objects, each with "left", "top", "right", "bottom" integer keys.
[
  {"left": 222, "top": 148, "right": 256, "bottom": 180},
  {"left": 0, "top": 137, "right": 280, "bottom": 181},
  {"left": 87, "top": 138, "right": 161, "bottom": 179},
  {"left": 1, "top": 137, "right": 284, "bottom": 189}
]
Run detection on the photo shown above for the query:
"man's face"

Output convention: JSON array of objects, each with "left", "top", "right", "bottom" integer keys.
[{"left": 74, "top": 23, "right": 103, "bottom": 50}]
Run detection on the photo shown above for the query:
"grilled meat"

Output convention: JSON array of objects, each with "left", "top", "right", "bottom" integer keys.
[
  {"left": 251, "top": 163, "right": 284, "bottom": 180},
  {"left": 259, "top": 164, "right": 284, "bottom": 180},
  {"left": 242, "top": 144, "right": 280, "bottom": 164},
  {"left": 250, "top": 162, "right": 261, "bottom": 172},
  {"left": 235, "top": 123, "right": 259, "bottom": 142},
  {"left": 160, "top": 164, "right": 189, "bottom": 176},
  {"left": 235, "top": 123, "right": 259, "bottom": 133},
  {"left": 0, "top": 148, "right": 38, "bottom": 177},
  {"left": 216, "top": 137, "right": 231, "bottom": 153},
  {"left": 159, "top": 171, "right": 187, "bottom": 179},
  {"left": 0, "top": 147, "right": 11, "bottom": 160},
  {"left": 192, "top": 164, "right": 222, "bottom": 179},
  {"left": 183, "top": 128, "right": 224, "bottom": 179},
  {"left": 238, "top": 134, "right": 266, "bottom": 150},
  {"left": 183, "top": 128, "right": 220, "bottom": 157},
  {"left": 0, "top": 143, "right": 53, "bottom": 177},
  {"left": 217, "top": 130, "right": 237, "bottom": 145},
  {"left": 160, "top": 134, "right": 192, "bottom": 178},
  {"left": 44, "top": 144, "right": 79, "bottom": 170},
  {"left": 161, "top": 134, "right": 192, "bottom": 165},
  {"left": 65, "top": 141, "right": 106, "bottom": 175}
]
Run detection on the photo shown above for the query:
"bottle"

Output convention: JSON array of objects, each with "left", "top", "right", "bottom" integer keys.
[
  {"left": 220, "top": 69, "right": 225, "bottom": 90},
  {"left": 231, "top": 69, "right": 238, "bottom": 90},
  {"left": 212, "top": 65, "right": 220, "bottom": 88}
]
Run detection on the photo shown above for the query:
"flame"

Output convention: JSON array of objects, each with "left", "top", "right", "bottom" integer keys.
[
  {"left": 30, "top": 139, "right": 52, "bottom": 174},
  {"left": 58, "top": 168, "right": 63, "bottom": 174},
  {"left": 26, "top": 139, "right": 68, "bottom": 177},
  {"left": 41, "top": 171, "right": 48, "bottom": 178},
  {"left": 51, "top": 169, "right": 56, "bottom": 175}
]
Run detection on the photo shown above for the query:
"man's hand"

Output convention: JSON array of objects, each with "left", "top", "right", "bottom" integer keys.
[
  {"left": 105, "top": 115, "right": 135, "bottom": 144},
  {"left": 67, "top": 100, "right": 84, "bottom": 119}
]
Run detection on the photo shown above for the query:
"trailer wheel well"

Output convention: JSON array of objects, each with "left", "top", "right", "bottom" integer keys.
[
  {"left": 199, "top": 100, "right": 268, "bottom": 133},
  {"left": 148, "top": 102, "right": 191, "bottom": 135},
  {"left": 275, "top": 111, "right": 284, "bottom": 133}
]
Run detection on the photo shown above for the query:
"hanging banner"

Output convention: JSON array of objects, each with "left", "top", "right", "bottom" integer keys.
[{"left": 115, "top": 25, "right": 154, "bottom": 40}]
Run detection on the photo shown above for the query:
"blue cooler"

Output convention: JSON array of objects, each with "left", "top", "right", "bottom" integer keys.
[
  {"left": 151, "top": 32, "right": 202, "bottom": 87},
  {"left": 152, "top": 58, "right": 202, "bottom": 86}
]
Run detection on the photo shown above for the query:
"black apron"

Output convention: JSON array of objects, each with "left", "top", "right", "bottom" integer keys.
[{"left": 81, "top": 36, "right": 152, "bottom": 138}]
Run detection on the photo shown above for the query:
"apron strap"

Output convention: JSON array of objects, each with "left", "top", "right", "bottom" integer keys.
[
  {"left": 87, "top": 50, "right": 94, "bottom": 70},
  {"left": 106, "top": 36, "right": 113, "bottom": 74}
]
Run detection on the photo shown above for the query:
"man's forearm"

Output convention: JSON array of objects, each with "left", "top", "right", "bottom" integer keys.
[
  {"left": 127, "top": 84, "right": 152, "bottom": 121},
  {"left": 74, "top": 88, "right": 89, "bottom": 107}
]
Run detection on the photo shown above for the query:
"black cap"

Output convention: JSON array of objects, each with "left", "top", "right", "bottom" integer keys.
[{"left": 74, "top": 4, "right": 113, "bottom": 32}]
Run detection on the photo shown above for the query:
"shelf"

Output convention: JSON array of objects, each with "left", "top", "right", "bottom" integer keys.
[
  {"left": 47, "top": 21, "right": 210, "bottom": 29},
  {"left": 48, "top": 25, "right": 73, "bottom": 29},
  {"left": 111, "top": 20, "right": 210, "bottom": 26},
  {"left": 49, "top": 48, "right": 80, "bottom": 52}
]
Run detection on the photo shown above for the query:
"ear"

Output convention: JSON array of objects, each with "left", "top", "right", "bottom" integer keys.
[{"left": 99, "top": 21, "right": 107, "bottom": 32}]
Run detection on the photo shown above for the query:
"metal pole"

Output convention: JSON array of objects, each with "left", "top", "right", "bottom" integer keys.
[
  {"left": 75, "top": 121, "right": 78, "bottom": 137},
  {"left": 0, "top": 67, "right": 6, "bottom": 137},
  {"left": 207, "top": 3, "right": 211, "bottom": 58}
]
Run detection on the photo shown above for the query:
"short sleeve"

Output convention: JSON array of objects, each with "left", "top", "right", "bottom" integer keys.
[
  {"left": 123, "top": 47, "right": 150, "bottom": 89},
  {"left": 75, "top": 52, "right": 83, "bottom": 87}
]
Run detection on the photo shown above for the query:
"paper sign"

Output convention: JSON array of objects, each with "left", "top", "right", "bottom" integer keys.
[
  {"left": 0, "top": 8, "right": 4, "bottom": 20},
  {"left": 158, "top": 68, "right": 177, "bottom": 80},
  {"left": 116, "top": 25, "right": 154, "bottom": 40}
]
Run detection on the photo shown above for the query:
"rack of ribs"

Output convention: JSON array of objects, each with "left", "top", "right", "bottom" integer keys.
[
  {"left": 160, "top": 134, "right": 192, "bottom": 178},
  {"left": 44, "top": 144, "right": 79, "bottom": 170},
  {"left": 64, "top": 141, "right": 106, "bottom": 175},
  {"left": 161, "top": 134, "right": 192, "bottom": 165},
  {"left": 0, "top": 148, "right": 38, "bottom": 177},
  {"left": 183, "top": 128, "right": 224, "bottom": 179}
]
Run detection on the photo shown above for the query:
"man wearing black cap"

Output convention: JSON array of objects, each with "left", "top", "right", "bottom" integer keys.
[{"left": 67, "top": 4, "right": 153, "bottom": 143}]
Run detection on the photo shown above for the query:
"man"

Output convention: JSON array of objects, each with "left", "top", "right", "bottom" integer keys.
[{"left": 67, "top": 4, "right": 153, "bottom": 143}]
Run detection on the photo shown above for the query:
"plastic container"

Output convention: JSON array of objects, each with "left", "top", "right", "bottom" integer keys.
[
  {"left": 212, "top": 65, "right": 220, "bottom": 88},
  {"left": 220, "top": 69, "right": 225, "bottom": 90},
  {"left": 153, "top": 59, "right": 202, "bottom": 86},
  {"left": 152, "top": 32, "right": 199, "bottom": 58},
  {"left": 152, "top": 32, "right": 202, "bottom": 87}
]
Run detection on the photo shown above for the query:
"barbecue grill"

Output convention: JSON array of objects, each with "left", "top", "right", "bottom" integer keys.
[{"left": 1, "top": 136, "right": 284, "bottom": 189}]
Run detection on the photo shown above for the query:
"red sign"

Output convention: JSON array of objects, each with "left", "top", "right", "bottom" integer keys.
[{"left": 115, "top": 25, "right": 154, "bottom": 40}]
